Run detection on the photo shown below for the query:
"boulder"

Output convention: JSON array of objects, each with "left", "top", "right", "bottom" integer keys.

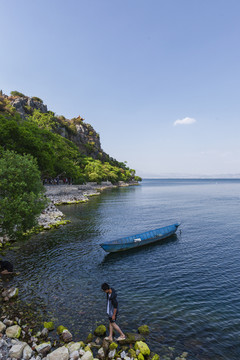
[
  {"left": 35, "top": 342, "right": 52, "bottom": 356},
  {"left": 81, "top": 350, "right": 94, "bottom": 360},
  {"left": 23, "top": 343, "right": 33, "bottom": 359},
  {"left": 46, "top": 346, "right": 70, "bottom": 360},
  {"left": 62, "top": 329, "right": 73, "bottom": 343},
  {"left": 68, "top": 341, "right": 84, "bottom": 353},
  {"left": 134, "top": 342, "right": 150, "bottom": 356},
  {"left": 98, "top": 347, "right": 105, "bottom": 359},
  {"left": 2, "top": 287, "right": 19, "bottom": 300},
  {"left": 9, "top": 342, "right": 26, "bottom": 359},
  {"left": 137, "top": 325, "right": 149, "bottom": 335},
  {"left": 108, "top": 349, "right": 116, "bottom": 359},
  {"left": 70, "top": 350, "right": 79, "bottom": 360},
  {"left": 94, "top": 325, "right": 106, "bottom": 337},
  {"left": 0, "top": 321, "right": 6, "bottom": 333},
  {"left": 6, "top": 325, "right": 21, "bottom": 338}
]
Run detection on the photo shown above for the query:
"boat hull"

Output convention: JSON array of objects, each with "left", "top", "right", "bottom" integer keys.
[{"left": 100, "top": 223, "right": 180, "bottom": 253}]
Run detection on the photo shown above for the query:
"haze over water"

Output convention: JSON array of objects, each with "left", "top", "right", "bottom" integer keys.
[{"left": 7, "top": 179, "right": 240, "bottom": 359}]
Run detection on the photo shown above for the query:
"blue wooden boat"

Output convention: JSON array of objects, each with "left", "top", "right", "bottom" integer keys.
[{"left": 100, "top": 223, "right": 180, "bottom": 253}]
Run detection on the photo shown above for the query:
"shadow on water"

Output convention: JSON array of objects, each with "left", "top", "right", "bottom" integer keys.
[{"left": 100, "top": 234, "right": 179, "bottom": 265}]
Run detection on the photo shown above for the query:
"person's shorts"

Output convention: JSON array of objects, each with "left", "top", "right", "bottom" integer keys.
[{"left": 109, "top": 315, "right": 117, "bottom": 323}]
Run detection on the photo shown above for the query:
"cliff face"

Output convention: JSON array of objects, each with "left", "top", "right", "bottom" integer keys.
[{"left": 5, "top": 93, "right": 105, "bottom": 159}]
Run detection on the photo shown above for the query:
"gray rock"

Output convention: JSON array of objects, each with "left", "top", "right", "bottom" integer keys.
[
  {"left": 81, "top": 351, "right": 93, "bottom": 360},
  {"left": 46, "top": 346, "right": 69, "bottom": 360},
  {"left": 9, "top": 342, "right": 26, "bottom": 359},
  {"left": 108, "top": 349, "right": 116, "bottom": 359},
  {"left": 6, "top": 325, "right": 21, "bottom": 338},
  {"left": 0, "top": 321, "right": 6, "bottom": 333},
  {"left": 23, "top": 343, "right": 33, "bottom": 359},
  {"left": 62, "top": 329, "right": 73, "bottom": 343},
  {"left": 35, "top": 342, "right": 52, "bottom": 356},
  {"left": 97, "top": 347, "right": 105, "bottom": 359}
]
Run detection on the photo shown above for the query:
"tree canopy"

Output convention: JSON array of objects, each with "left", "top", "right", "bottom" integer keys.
[{"left": 0, "top": 150, "right": 48, "bottom": 239}]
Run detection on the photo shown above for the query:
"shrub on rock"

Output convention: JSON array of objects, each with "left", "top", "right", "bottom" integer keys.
[
  {"left": 44, "top": 321, "right": 55, "bottom": 331},
  {"left": 134, "top": 341, "right": 150, "bottom": 356},
  {"left": 94, "top": 324, "right": 107, "bottom": 336},
  {"left": 109, "top": 342, "right": 118, "bottom": 350},
  {"left": 57, "top": 325, "right": 67, "bottom": 334}
]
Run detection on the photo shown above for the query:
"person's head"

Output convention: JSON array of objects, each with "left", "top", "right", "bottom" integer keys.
[{"left": 101, "top": 282, "right": 110, "bottom": 293}]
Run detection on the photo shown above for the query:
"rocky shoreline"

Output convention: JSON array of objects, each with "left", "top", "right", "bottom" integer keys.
[
  {"left": 0, "top": 309, "right": 188, "bottom": 360},
  {"left": 37, "top": 182, "right": 138, "bottom": 230},
  {"left": 0, "top": 181, "right": 138, "bottom": 248}
]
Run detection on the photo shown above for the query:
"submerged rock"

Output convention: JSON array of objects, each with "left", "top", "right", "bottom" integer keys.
[{"left": 138, "top": 325, "right": 149, "bottom": 335}]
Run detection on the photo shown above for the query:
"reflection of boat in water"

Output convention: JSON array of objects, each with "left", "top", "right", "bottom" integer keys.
[{"left": 100, "top": 223, "right": 180, "bottom": 253}]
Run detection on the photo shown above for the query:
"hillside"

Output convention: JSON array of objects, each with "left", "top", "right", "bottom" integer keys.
[{"left": 0, "top": 90, "right": 141, "bottom": 184}]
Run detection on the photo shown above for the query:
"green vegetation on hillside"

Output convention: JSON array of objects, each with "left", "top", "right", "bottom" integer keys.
[{"left": 0, "top": 95, "right": 142, "bottom": 184}]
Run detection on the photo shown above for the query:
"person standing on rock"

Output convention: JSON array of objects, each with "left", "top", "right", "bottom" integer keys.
[{"left": 101, "top": 282, "right": 126, "bottom": 341}]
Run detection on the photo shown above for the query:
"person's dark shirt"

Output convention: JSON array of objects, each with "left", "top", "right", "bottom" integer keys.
[{"left": 0, "top": 261, "right": 13, "bottom": 272}]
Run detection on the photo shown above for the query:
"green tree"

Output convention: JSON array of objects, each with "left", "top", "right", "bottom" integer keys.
[{"left": 0, "top": 150, "right": 48, "bottom": 239}]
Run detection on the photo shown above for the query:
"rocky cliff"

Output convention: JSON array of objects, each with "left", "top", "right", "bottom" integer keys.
[{"left": 1, "top": 91, "right": 108, "bottom": 160}]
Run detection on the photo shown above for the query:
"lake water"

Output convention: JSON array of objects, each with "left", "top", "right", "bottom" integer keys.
[{"left": 5, "top": 179, "right": 240, "bottom": 359}]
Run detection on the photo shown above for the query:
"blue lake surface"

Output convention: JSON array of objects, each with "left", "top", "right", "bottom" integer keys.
[{"left": 6, "top": 179, "right": 240, "bottom": 359}]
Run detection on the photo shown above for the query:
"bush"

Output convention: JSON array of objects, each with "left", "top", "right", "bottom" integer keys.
[
  {"left": 32, "top": 96, "right": 43, "bottom": 103},
  {"left": 0, "top": 150, "right": 48, "bottom": 239},
  {"left": 10, "top": 91, "right": 25, "bottom": 97}
]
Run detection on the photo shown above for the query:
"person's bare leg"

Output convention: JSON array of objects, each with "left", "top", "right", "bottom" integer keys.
[
  {"left": 111, "top": 322, "right": 125, "bottom": 338},
  {"left": 105, "top": 321, "right": 113, "bottom": 341}
]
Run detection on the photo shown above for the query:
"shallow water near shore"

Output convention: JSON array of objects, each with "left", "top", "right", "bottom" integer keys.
[{"left": 4, "top": 179, "right": 240, "bottom": 359}]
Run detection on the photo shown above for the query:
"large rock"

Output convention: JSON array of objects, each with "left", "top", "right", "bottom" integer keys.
[
  {"left": 23, "top": 343, "right": 33, "bottom": 359},
  {"left": 6, "top": 325, "right": 21, "bottom": 338},
  {"left": 62, "top": 329, "right": 73, "bottom": 343},
  {"left": 35, "top": 342, "right": 52, "bottom": 356},
  {"left": 68, "top": 341, "right": 84, "bottom": 353},
  {"left": 46, "top": 346, "right": 70, "bottom": 360},
  {"left": 81, "top": 350, "right": 94, "bottom": 360},
  {"left": 9, "top": 342, "right": 26, "bottom": 359},
  {"left": 98, "top": 347, "right": 105, "bottom": 359},
  {"left": 2, "top": 287, "right": 19, "bottom": 300}
]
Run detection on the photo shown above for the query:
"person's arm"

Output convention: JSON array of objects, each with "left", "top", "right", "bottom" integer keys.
[{"left": 112, "top": 307, "right": 117, "bottom": 320}]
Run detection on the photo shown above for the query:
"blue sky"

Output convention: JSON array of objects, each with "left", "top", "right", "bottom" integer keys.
[{"left": 1, "top": 0, "right": 240, "bottom": 177}]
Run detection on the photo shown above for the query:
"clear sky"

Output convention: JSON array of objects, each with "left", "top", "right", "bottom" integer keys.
[{"left": 1, "top": 0, "right": 240, "bottom": 177}]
